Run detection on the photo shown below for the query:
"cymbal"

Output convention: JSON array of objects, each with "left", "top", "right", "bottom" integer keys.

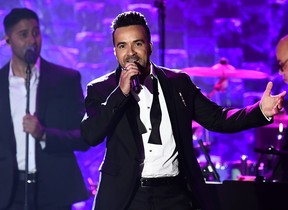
[{"left": 182, "top": 66, "right": 269, "bottom": 79}]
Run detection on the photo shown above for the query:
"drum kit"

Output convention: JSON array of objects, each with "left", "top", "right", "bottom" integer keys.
[
  {"left": 182, "top": 66, "right": 269, "bottom": 79},
  {"left": 182, "top": 58, "right": 269, "bottom": 101},
  {"left": 182, "top": 58, "right": 269, "bottom": 80},
  {"left": 188, "top": 59, "right": 288, "bottom": 182}
]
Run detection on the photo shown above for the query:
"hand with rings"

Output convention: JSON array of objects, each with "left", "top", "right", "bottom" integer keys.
[{"left": 120, "top": 66, "right": 132, "bottom": 96}]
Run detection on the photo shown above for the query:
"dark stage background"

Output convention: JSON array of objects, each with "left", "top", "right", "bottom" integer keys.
[{"left": 1, "top": 0, "right": 288, "bottom": 209}]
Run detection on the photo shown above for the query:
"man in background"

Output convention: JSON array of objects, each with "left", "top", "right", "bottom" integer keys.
[
  {"left": 0, "top": 8, "right": 89, "bottom": 210},
  {"left": 269, "top": 34, "right": 288, "bottom": 182}
]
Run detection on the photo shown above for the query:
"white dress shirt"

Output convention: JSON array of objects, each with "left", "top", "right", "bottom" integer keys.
[
  {"left": 135, "top": 64, "right": 179, "bottom": 178},
  {"left": 9, "top": 59, "right": 40, "bottom": 173}
]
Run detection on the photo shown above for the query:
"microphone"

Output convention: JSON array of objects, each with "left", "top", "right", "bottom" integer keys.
[
  {"left": 131, "top": 74, "right": 141, "bottom": 93},
  {"left": 127, "top": 58, "right": 141, "bottom": 93},
  {"left": 24, "top": 46, "right": 37, "bottom": 64}
]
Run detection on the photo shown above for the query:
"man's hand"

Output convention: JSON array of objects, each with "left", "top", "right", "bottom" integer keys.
[
  {"left": 23, "top": 113, "right": 45, "bottom": 140},
  {"left": 260, "top": 81, "right": 286, "bottom": 117},
  {"left": 119, "top": 62, "right": 141, "bottom": 96}
]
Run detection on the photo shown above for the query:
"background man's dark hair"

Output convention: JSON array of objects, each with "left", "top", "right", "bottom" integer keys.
[
  {"left": 111, "top": 11, "right": 151, "bottom": 45},
  {"left": 4, "top": 8, "right": 39, "bottom": 33}
]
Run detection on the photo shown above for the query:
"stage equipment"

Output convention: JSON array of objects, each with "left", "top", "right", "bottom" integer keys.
[
  {"left": 198, "top": 139, "right": 221, "bottom": 182},
  {"left": 24, "top": 46, "right": 35, "bottom": 210},
  {"left": 182, "top": 65, "right": 269, "bottom": 79},
  {"left": 155, "top": 0, "right": 165, "bottom": 66},
  {"left": 206, "top": 180, "right": 288, "bottom": 210},
  {"left": 182, "top": 58, "right": 268, "bottom": 80}
]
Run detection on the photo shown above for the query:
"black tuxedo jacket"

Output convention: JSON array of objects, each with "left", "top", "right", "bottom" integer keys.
[
  {"left": 0, "top": 58, "right": 89, "bottom": 209},
  {"left": 81, "top": 64, "right": 270, "bottom": 210}
]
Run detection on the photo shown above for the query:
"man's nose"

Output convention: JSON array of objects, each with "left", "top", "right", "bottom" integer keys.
[
  {"left": 127, "top": 45, "right": 136, "bottom": 55},
  {"left": 28, "top": 33, "right": 37, "bottom": 45}
]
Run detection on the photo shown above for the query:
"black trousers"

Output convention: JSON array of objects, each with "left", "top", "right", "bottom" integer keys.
[
  {"left": 126, "top": 181, "right": 194, "bottom": 210},
  {"left": 5, "top": 179, "right": 71, "bottom": 210}
]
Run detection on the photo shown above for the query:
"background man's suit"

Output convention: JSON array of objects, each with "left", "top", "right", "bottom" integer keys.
[{"left": 0, "top": 58, "right": 89, "bottom": 209}]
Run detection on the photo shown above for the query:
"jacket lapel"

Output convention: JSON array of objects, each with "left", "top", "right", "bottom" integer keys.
[
  {"left": 116, "top": 64, "right": 146, "bottom": 135},
  {"left": 154, "top": 66, "right": 181, "bottom": 145},
  {"left": 115, "top": 65, "right": 145, "bottom": 157},
  {"left": 125, "top": 99, "right": 145, "bottom": 158},
  {"left": 154, "top": 66, "right": 177, "bottom": 120},
  {"left": 0, "top": 63, "right": 17, "bottom": 153}
]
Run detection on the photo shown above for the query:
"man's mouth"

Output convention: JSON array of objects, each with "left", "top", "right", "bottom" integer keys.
[{"left": 126, "top": 56, "right": 140, "bottom": 63}]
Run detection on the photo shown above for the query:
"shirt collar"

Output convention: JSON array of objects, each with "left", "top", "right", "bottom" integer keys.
[
  {"left": 9, "top": 57, "right": 41, "bottom": 79},
  {"left": 150, "top": 63, "right": 157, "bottom": 78}
]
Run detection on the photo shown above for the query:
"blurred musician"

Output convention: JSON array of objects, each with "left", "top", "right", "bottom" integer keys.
[{"left": 270, "top": 34, "right": 288, "bottom": 182}]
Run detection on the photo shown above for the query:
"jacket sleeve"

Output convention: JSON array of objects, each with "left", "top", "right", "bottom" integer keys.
[
  {"left": 81, "top": 79, "right": 131, "bottom": 146},
  {"left": 43, "top": 71, "right": 90, "bottom": 153},
  {"left": 178, "top": 72, "right": 271, "bottom": 133}
]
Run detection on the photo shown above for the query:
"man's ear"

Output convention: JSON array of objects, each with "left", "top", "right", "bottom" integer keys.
[
  {"left": 4, "top": 35, "right": 10, "bottom": 45},
  {"left": 148, "top": 43, "right": 153, "bottom": 56}
]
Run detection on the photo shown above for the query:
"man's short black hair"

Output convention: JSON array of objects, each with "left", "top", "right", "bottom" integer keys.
[
  {"left": 111, "top": 11, "right": 151, "bottom": 45},
  {"left": 3, "top": 8, "right": 39, "bottom": 33}
]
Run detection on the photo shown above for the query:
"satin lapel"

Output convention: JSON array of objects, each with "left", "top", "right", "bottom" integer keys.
[
  {"left": 125, "top": 98, "right": 145, "bottom": 159},
  {"left": 155, "top": 67, "right": 181, "bottom": 143},
  {"left": 0, "top": 64, "right": 17, "bottom": 153}
]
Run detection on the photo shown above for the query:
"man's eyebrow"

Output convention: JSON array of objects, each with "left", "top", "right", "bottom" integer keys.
[
  {"left": 116, "top": 41, "right": 126, "bottom": 47},
  {"left": 133, "top": 39, "right": 145, "bottom": 43},
  {"left": 16, "top": 29, "right": 28, "bottom": 34}
]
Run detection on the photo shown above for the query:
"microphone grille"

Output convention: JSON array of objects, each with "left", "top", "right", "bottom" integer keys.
[{"left": 24, "top": 46, "right": 37, "bottom": 64}]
